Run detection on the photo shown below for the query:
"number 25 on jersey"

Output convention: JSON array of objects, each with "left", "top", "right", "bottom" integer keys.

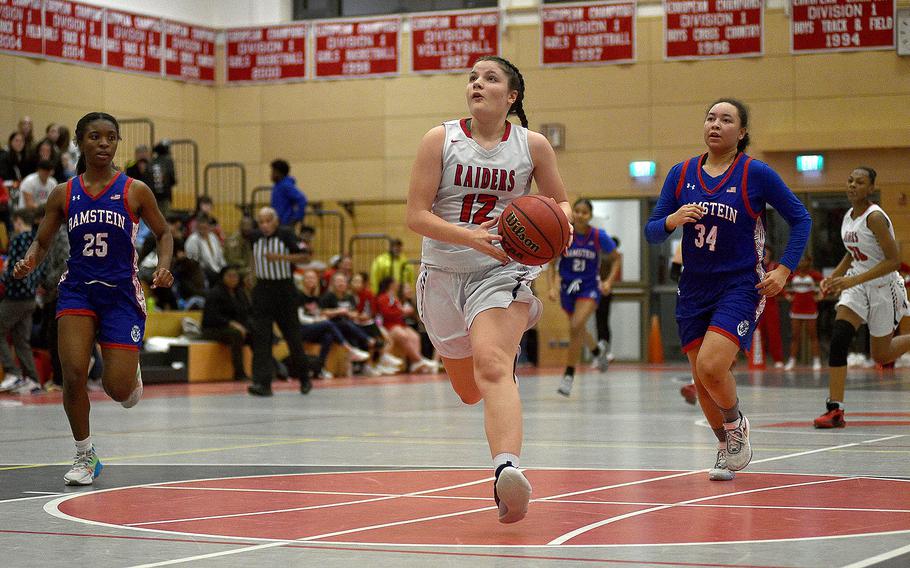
[{"left": 83, "top": 232, "right": 109, "bottom": 257}]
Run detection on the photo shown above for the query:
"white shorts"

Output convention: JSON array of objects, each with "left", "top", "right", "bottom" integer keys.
[
  {"left": 837, "top": 273, "right": 910, "bottom": 337},
  {"left": 416, "top": 263, "right": 543, "bottom": 359}
]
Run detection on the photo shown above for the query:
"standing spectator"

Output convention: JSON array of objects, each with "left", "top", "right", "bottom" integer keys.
[
  {"left": 784, "top": 256, "right": 823, "bottom": 371},
  {"left": 201, "top": 266, "right": 252, "bottom": 381},
  {"left": 595, "top": 235, "right": 623, "bottom": 365},
  {"left": 757, "top": 246, "right": 785, "bottom": 368},
  {"left": 247, "top": 207, "right": 311, "bottom": 396},
  {"left": 0, "top": 210, "right": 41, "bottom": 394},
  {"left": 270, "top": 159, "right": 307, "bottom": 229},
  {"left": 150, "top": 141, "right": 177, "bottom": 213},
  {"left": 369, "top": 238, "right": 415, "bottom": 294},
  {"left": 184, "top": 214, "right": 226, "bottom": 285},
  {"left": 125, "top": 145, "right": 154, "bottom": 188},
  {"left": 18, "top": 160, "right": 57, "bottom": 211},
  {"left": 0, "top": 131, "right": 28, "bottom": 239},
  {"left": 17, "top": 116, "right": 35, "bottom": 162}
]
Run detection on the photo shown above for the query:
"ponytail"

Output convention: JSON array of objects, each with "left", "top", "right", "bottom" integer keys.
[{"left": 76, "top": 153, "right": 86, "bottom": 175}]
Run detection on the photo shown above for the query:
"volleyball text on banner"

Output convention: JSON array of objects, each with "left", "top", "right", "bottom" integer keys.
[
  {"left": 410, "top": 10, "right": 499, "bottom": 73},
  {"left": 791, "top": 0, "right": 895, "bottom": 53},
  {"left": 540, "top": 1, "right": 636, "bottom": 66},
  {"left": 164, "top": 20, "right": 215, "bottom": 83},
  {"left": 225, "top": 24, "right": 307, "bottom": 83},
  {"left": 664, "top": 0, "right": 764, "bottom": 60},
  {"left": 0, "top": 0, "right": 42, "bottom": 56},
  {"left": 43, "top": 0, "right": 104, "bottom": 66},
  {"left": 105, "top": 9, "right": 163, "bottom": 75},
  {"left": 314, "top": 17, "right": 400, "bottom": 79}
]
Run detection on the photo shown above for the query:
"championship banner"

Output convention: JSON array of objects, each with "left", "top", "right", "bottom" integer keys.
[
  {"left": 105, "top": 9, "right": 163, "bottom": 75},
  {"left": 225, "top": 23, "right": 307, "bottom": 83},
  {"left": 164, "top": 20, "right": 215, "bottom": 83},
  {"left": 791, "top": 0, "right": 895, "bottom": 53},
  {"left": 0, "top": 0, "right": 42, "bottom": 56},
  {"left": 664, "top": 0, "right": 763, "bottom": 60},
  {"left": 540, "top": 1, "right": 636, "bottom": 66},
  {"left": 43, "top": 0, "right": 103, "bottom": 66},
  {"left": 410, "top": 9, "right": 499, "bottom": 73},
  {"left": 313, "top": 17, "right": 399, "bottom": 79}
]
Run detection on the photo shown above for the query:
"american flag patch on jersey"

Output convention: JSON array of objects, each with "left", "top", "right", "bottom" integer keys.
[{"left": 111, "top": 194, "right": 121, "bottom": 200}]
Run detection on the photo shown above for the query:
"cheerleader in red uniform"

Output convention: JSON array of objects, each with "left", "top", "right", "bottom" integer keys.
[{"left": 784, "top": 256, "right": 823, "bottom": 371}]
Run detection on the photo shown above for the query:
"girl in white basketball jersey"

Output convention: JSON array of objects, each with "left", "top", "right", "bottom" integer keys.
[
  {"left": 815, "top": 167, "right": 910, "bottom": 428},
  {"left": 406, "top": 56, "right": 572, "bottom": 524}
]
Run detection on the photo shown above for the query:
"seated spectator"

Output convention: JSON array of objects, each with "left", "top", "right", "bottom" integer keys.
[
  {"left": 375, "top": 277, "right": 438, "bottom": 374},
  {"left": 186, "top": 195, "right": 224, "bottom": 242},
  {"left": 201, "top": 266, "right": 252, "bottom": 381},
  {"left": 0, "top": 131, "right": 29, "bottom": 242},
  {"left": 34, "top": 138, "right": 63, "bottom": 183},
  {"left": 318, "top": 272, "right": 375, "bottom": 364},
  {"left": 224, "top": 215, "right": 255, "bottom": 282},
  {"left": 185, "top": 214, "right": 226, "bottom": 285},
  {"left": 151, "top": 141, "right": 177, "bottom": 212},
  {"left": 46, "top": 123, "right": 76, "bottom": 180},
  {"left": 18, "top": 159, "right": 56, "bottom": 211},
  {"left": 321, "top": 254, "right": 354, "bottom": 290},
  {"left": 295, "top": 242, "right": 327, "bottom": 274},
  {"left": 298, "top": 269, "right": 370, "bottom": 379}
]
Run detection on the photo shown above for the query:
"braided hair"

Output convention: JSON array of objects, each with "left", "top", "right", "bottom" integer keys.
[
  {"left": 74, "top": 112, "right": 120, "bottom": 175},
  {"left": 474, "top": 56, "right": 528, "bottom": 128}
]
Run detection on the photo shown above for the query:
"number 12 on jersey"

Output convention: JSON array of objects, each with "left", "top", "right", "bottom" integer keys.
[{"left": 459, "top": 193, "right": 498, "bottom": 224}]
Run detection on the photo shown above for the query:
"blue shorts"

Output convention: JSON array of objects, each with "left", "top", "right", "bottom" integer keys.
[
  {"left": 57, "top": 279, "right": 147, "bottom": 351},
  {"left": 676, "top": 272, "right": 763, "bottom": 353},
  {"left": 560, "top": 278, "right": 601, "bottom": 314}
]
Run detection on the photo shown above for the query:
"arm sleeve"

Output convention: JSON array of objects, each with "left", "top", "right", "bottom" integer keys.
[
  {"left": 750, "top": 162, "right": 812, "bottom": 271},
  {"left": 644, "top": 162, "right": 683, "bottom": 244},
  {"left": 598, "top": 229, "right": 617, "bottom": 254}
]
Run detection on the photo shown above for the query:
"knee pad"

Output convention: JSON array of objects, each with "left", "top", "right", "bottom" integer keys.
[{"left": 828, "top": 319, "right": 856, "bottom": 367}]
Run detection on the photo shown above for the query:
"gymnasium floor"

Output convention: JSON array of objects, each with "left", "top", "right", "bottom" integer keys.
[{"left": 1, "top": 363, "right": 909, "bottom": 568}]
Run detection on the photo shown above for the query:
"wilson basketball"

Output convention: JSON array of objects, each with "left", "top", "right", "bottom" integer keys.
[{"left": 499, "top": 195, "right": 569, "bottom": 266}]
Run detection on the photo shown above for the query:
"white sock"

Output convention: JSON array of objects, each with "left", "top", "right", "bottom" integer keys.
[
  {"left": 75, "top": 436, "right": 93, "bottom": 454},
  {"left": 493, "top": 453, "right": 520, "bottom": 473}
]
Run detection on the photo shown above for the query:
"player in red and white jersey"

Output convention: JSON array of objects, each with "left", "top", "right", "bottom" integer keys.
[
  {"left": 815, "top": 167, "right": 910, "bottom": 428},
  {"left": 784, "top": 256, "right": 823, "bottom": 371},
  {"left": 407, "top": 56, "right": 572, "bottom": 524}
]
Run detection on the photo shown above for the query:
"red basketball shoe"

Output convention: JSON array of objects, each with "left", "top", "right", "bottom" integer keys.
[
  {"left": 680, "top": 383, "right": 697, "bottom": 405},
  {"left": 814, "top": 401, "right": 846, "bottom": 429}
]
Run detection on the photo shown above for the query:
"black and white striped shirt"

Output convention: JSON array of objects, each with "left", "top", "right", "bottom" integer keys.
[{"left": 250, "top": 227, "right": 301, "bottom": 281}]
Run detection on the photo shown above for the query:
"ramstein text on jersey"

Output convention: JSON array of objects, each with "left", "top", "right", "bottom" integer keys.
[{"left": 67, "top": 209, "right": 127, "bottom": 232}]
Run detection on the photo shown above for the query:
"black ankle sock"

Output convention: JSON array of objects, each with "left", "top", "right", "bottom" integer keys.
[
  {"left": 713, "top": 427, "right": 727, "bottom": 443},
  {"left": 591, "top": 345, "right": 601, "bottom": 356},
  {"left": 565, "top": 366, "right": 575, "bottom": 376},
  {"left": 721, "top": 399, "right": 741, "bottom": 424}
]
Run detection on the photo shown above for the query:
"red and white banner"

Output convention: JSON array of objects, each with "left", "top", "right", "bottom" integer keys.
[
  {"left": 105, "top": 9, "right": 163, "bottom": 74},
  {"left": 0, "top": 0, "right": 42, "bottom": 56},
  {"left": 410, "top": 10, "right": 499, "bottom": 73},
  {"left": 540, "top": 1, "right": 635, "bottom": 66},
  {"left": 164, "top": 20, "right": 215, "bottom": 83},
  {"left": 791, "top": 0, "right": 895, "bottom": 53},
  {"left": 43, "top": 0, "right": 104, "bottom": 66},
  {"left": 313, "top": 17, "right": 399, "bottom": 79},
  {"left": 664, "top": 0, "right": 763, "bottom": 60},
  {"left": 225, "top": 24, "right": 307, "bottom": 83}
]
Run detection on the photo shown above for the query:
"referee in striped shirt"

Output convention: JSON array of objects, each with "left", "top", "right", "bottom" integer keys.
[{"left": 247, "top": 207, "right": 311, "bottom": 396}]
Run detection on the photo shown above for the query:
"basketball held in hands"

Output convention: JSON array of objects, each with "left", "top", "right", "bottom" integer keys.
[{"left": 499, "top": 195, "right": 569, "bottom": 266}]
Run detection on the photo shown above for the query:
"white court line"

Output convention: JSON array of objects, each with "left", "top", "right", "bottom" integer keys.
[
  {"left": 544, "top": 434, "right": 905, "bottom": 546},
  {"left": 127, "top": 475, "right": 493, "bottom": 528},
  {"left": 840, "top": 541, "right": 910, "bottom": 568},
  {"left": 547, "top": 477, "right": 854, "bottom": 545}
]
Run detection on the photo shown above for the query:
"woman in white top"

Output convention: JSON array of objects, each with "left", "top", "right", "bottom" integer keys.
[
  {"left": 815, "top": 167, "right": 910, "bottom": 428},
  {"left": 406, "top": 56, "right": 572, "bottom": 524}
]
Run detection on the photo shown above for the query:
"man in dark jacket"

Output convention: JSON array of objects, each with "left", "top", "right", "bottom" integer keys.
[{"left": 269, "top": 159, "right": 307, "bottom": 229}]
